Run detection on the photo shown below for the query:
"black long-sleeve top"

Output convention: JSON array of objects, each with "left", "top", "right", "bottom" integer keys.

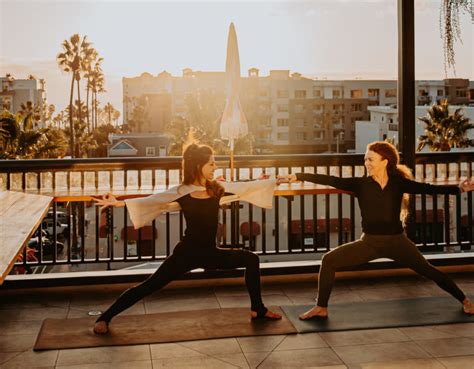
[
  {"left": 176, "top": 194, "right": 220, "bottom": 248},
  {"left": 296, "top": 173, "right": 460, "bottom": 235}
]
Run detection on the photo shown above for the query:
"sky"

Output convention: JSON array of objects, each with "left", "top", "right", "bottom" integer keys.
[{"left": 1, "top": 0, "right": 473, "bottom": 118}]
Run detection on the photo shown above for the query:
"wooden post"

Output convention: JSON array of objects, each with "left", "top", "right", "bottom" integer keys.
[{"left": 398, "top": 0, "right": 416, "bottom": 239}]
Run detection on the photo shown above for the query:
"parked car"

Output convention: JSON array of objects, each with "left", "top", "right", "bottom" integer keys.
[
  {"left": 28, "top": 236, "right": 65, "bottom": 258},
  {"left": 41, "top": 219, "right": 69, "bottom": 238},
  {"left": 45, "top": 210, "right": 69, "bottom": 223}
]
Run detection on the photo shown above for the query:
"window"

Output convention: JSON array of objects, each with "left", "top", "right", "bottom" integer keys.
[
  {"left": 277, "top": 119, "right": 288, "bottom": 127},
  {"left": 456, "top": 89, "right": 467, "bottom": 97},
  {"left": 313, "top": 104, "right": 323, "bottom": 113},
  {"left": 418, "top": 89, "right": 428, "bottom": 96},
  {"left": 145, "top": 146, "right": 156, "bottom": 156},
  {"left": 333, "top": 104, "right": 344, "bottom": 113},
  {"left": 295, "top": 90, "right": 306, "bottom": 98},
  {"left": 333, "top": 89, "right": 341, "bottom": 98},
  {"left": 368, "top": 89, "right": 379, "bottom": 97},
  {"left": 385, "top": 89, "right": 396, "bottom": 97},
  {"left": 158, "top": 145, "right": 166, "bottom": 156},
  {"left": 313, "top": 131, "right": 324, "bottom": 141},
  {"left": 277, "top": 132, "right": 289, "bottom": 140},
  {"left": 277, "top": 104, "right": 289, "bottom": 112},
  {"left": 313, "top": 89, "right": 322, "bottom": 97},
  {"left": 259, "top": 89, "right": 269, "bottom": 97},
  {"left": 295, "top": 118, "right": 306, "bottom": 127},
  {"left": 295, "top": 104, "right": 305, "bottom": 113},
  {"left": 277, "top": 89, "right": 289, "bottom": 98},
  {"left": 296, "top": 132, "right": 308, "bottom": 141},
  {"left": 350, "top": 89, "right": 363, "bottom": 98},
  {"left": 437, "top": 89, "right": 444, "bottom": 96},
  {"left": 351, "top": 103, "right": 362, "bottom": 112},
  {"left": 313, "top": 120, "right": 322, "bottom": 129}
]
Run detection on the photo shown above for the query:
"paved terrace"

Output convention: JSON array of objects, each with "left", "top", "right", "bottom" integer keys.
[{"left": 0, "top": 271, "right": 473, "bottom": 369}]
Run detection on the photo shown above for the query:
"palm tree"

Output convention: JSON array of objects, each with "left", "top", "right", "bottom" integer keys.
[
  {"left": 417, "top": 100, "right": 474, "bottom": 152},
  {"left": 68, "top": 100, "right": 97, "bottom": 157},
  {"left": 93, "top": 70, "right": 106, "bottom": 129},
  {"left": 0, "top": 110, "right": 67, "bottom": 159},
  {"left": 84, "top": 49, "right": 103, "bottom": 132},
  {"left": 103, "top": 102, "right": 117, "bottom": 126},
  {"left": 57, "top": 34, "right": 91, "bottom": 157},
  {"left": 18, "top": 101, "right": 42, "bottom": 128}
]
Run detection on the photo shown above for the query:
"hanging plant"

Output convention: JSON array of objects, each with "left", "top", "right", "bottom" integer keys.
[{"left": 440, "top": 0, "right": 473, "bottom": 76}]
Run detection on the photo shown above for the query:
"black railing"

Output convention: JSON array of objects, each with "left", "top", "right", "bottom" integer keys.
[{"left": 1, "top": 152, "right": 473, "bottom": 275}]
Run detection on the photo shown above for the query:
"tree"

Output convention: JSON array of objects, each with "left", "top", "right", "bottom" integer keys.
[
  {"left": 417, "top": 100, "right": 474, "bottom": 152},
  {"left": 18, "top": 101, "right": 42, "bottom": 128},
  {"left": 103, "top": 102, "right": 118, "bottom": 126},
  {"left": 91, "top": 123, "right": 120, "bottom": 157},
  {"left": 67, "top": 100, "right": 97, "bottom": 157},
  {"left": 128, "top": 95, "right": 149, "bottom": 132},
  {"left": 57, "top": 34, "right": 91, "bottom": 157},
  {"left": 440, "top": 0, "right": 473, "bottom": 75},
  {"left": 0, "top": 110, "right": 67, "bottom": 159}
]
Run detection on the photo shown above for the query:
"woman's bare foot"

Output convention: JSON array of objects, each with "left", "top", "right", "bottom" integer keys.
[
  {"left": 299, "top": 305, "right": 328, "bottom": 320},
  {"left": 93, "top": 321, "right": 109, "bottom": 334},
  {"left": 463, "top": 298, "right": 474, "bottom": 314},
  {"left": 250, "top": 309, "right": 282, "bottom": 320}
]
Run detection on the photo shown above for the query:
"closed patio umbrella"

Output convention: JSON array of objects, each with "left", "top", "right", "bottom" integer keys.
[{"left": 220, "top": 22, "right": 248, "bottom": 180}]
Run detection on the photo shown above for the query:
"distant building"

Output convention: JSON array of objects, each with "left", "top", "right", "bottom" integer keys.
[
  {"left": 0, "top": 75, "right": 46, "bottom": 116},
  {"left": 108, "top": 133, "right": 170, "bottom": 157},
  {"left": 123, "top": 70, "right": 473, "bottom": 154},
  {"left": 355, "top": 105, "right": 474, "bottom": 153}
]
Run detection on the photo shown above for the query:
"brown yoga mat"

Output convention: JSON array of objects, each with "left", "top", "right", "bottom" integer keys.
[{"left": 34, "top": 306, "right": 297, "bottom": 351}]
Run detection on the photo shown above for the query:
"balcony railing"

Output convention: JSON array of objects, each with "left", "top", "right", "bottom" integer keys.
[{"left": 1, "top": 152, "right": 474, "bottom": 282}]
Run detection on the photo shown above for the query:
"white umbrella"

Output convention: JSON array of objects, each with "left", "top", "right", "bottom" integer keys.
[{"left": 220, "top": 22, "right": 248, "bottom": 180}]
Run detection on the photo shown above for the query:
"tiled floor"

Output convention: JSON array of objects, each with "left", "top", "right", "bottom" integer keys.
[{"left": 0, "top": 272, "right": 473, "bottom": 368}]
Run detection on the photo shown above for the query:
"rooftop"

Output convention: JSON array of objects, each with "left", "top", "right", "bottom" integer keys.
[{"left": 1, "top": 271, "right": 473, "bottom": 368}]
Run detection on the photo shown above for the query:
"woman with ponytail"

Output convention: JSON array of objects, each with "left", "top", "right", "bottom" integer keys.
[
  {"left": 278, "top": 141, "right": 474, "bottom": 319},
  {"left": 93, "top": 142, "right": 281, "bottom": 334}
]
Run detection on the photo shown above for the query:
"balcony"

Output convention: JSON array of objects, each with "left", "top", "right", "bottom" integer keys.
[
  {"left": 1, "top": 153, "right": 474, "bottom": 367},
  {"left": 1, "top": 152, "right": 473, "bottom": 284}
]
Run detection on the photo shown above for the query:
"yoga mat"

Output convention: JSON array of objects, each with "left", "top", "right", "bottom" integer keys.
[
  {"left": 281, "top": 296, "right": 474, "bottom": 333},
  {"left": 34, "top": 306, "right": 297, "bottom": 351}
]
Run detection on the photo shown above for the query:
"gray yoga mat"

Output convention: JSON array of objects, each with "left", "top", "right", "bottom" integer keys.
[{"left": 281, "top": 296, "right": 474, "bottom": 333}]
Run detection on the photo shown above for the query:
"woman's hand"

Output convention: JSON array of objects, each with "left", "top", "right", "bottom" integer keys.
[
  {"left": 93, "top": 193, "right": 125, "bottom": 212},
  {"left": 459, "top": 178, "right": 474, "bottom": 193},
  {"left": 276, "top": 174, "right": 297, "bottom": 184}
]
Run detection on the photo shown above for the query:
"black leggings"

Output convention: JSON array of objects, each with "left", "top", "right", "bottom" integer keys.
[
  {"left": 317, "top": 233, "right": 466, "bottom": 307},
  {"left": 97, "top": 243, "right": 266, "bottom": 323}
]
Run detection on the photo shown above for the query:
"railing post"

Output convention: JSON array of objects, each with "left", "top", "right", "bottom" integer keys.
[{"left": 398, "top": 0, "right": 416, "bottom": 239}]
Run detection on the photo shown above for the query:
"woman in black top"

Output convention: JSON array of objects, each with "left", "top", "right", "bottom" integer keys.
[
  {"left": 93, "top": 143, "right": 281, "bottom": 334},
  {"left": 278, "top": 141, "right": 474, "bottom": 319}
]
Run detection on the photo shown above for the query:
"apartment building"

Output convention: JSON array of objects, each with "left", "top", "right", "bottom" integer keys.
[
  {"left": 123, "top": 70, "right": 472, "bottom": 154},
  {"left": 355, "top": 105, "right": 474, "bottom": 153},
  {"left": 0, "top": 75, "right": 46, "bottom": 116}
]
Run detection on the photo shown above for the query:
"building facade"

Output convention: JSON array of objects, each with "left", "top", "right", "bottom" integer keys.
[
  {"left": 0, "top": 75, "right": 46, "bottom": 117},
  {"left": 123, "top": 70, "right": 473, "bottom": 154}
]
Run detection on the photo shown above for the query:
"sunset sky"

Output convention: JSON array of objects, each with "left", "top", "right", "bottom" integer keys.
[{"left": 1, "top": 0, "right": 472, "bottom": 118}]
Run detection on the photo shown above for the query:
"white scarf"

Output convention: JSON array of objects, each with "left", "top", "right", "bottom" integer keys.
[{"left": 124, "top": 178, "right": 276, "bottom": 229}]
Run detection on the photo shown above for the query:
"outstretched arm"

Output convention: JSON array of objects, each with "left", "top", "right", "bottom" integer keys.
[
  {"left": 93, "top": 193, "right": 125, "bottom": 213},
  {"left": 459, "top": 178, "right": 474, "bottom": 193},
  {"left": 399, "top": 176, "right": 474, "bottom": 195},
  {"left": 278, "top": 172, "right": 358, "bottom": 192}
]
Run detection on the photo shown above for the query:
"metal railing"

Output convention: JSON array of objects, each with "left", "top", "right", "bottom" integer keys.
[{"left": 1, "top": 152, "right": 473, "bottom": 276}]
